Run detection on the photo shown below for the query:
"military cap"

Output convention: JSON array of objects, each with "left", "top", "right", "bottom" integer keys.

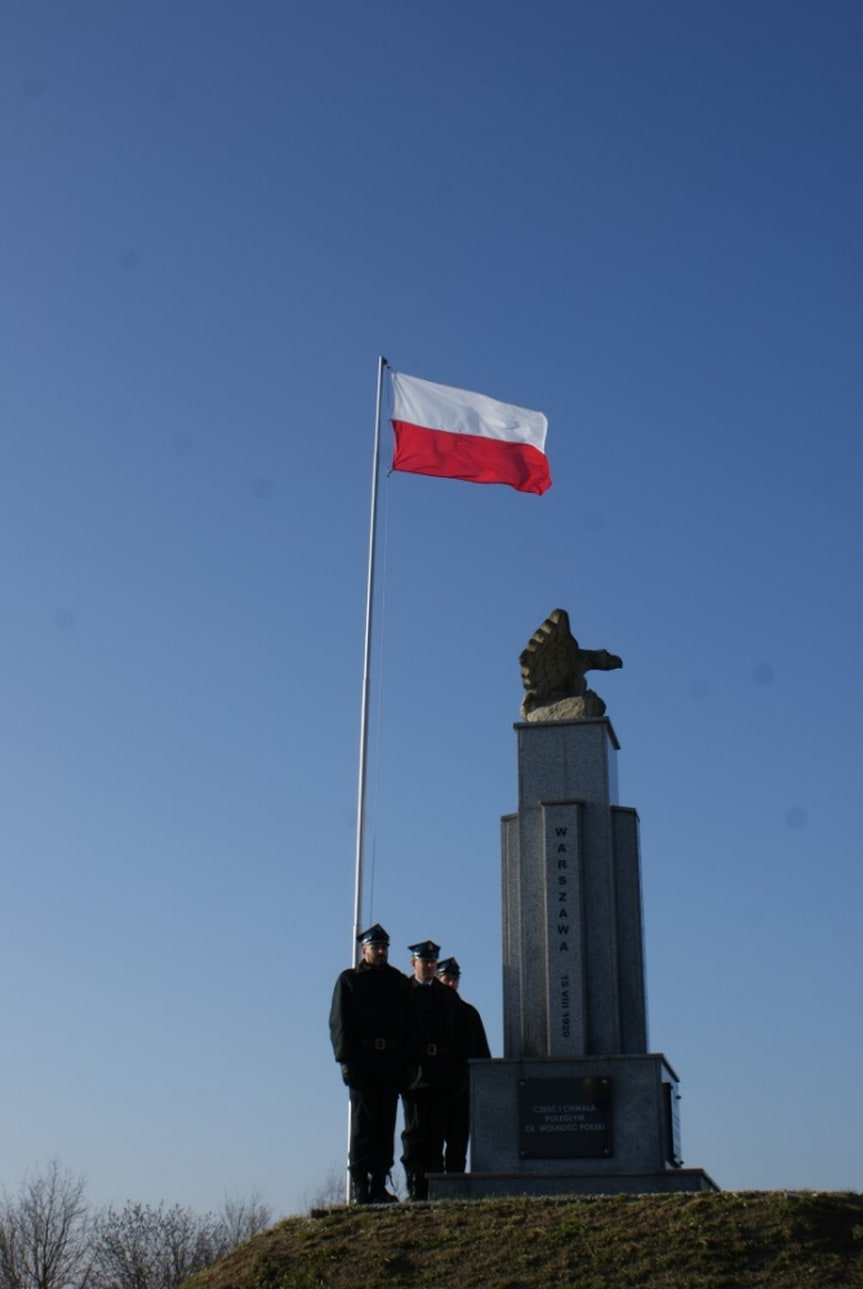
[
  {"left": 436, "top": 956, "right": 461, "bottom": 978},
  {"left": 357, "top": 923, "right": 390, "bottom": 945},
  {"left": 408, "top": 939, "right": 440, "bottom": 961}
]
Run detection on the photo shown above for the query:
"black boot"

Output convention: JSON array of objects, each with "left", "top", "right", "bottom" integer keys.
[
  {"left": 405, "top": 1170, "right": 428, "bottom": 1202},
  {"left": 369, "top": 1171, "right": 398, "bottom": 1204},
  {"left": 350, "top": 1168, "right": 370, "bottom": 1204}
]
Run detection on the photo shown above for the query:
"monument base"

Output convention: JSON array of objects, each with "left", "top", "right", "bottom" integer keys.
[
  {"left": 430, "top": 1055, "right": 717, "bottom": 1200},
  {"left": 429, "top": 1168, "right": 718, "bottom": 1200}
]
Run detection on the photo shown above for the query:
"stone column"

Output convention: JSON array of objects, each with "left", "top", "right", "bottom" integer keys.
[{"left": 502, "top": 718, "right": 647, "bottom": 1060}]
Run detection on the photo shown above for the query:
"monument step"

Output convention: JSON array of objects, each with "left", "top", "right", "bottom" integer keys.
[{"left": 428, "top": 1168, "right": 719, "bottom": 1200}]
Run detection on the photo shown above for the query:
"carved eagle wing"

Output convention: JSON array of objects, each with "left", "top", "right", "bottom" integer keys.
[{"left": 519, "top": 608, "right": 581, "bottom": 704}]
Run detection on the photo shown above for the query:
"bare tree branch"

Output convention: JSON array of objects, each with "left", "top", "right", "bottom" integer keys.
[{"left": 0, "top": 1160, "right": 94, "bottom": 1289}]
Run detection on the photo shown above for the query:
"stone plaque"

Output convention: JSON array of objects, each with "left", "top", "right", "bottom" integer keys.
[{"left": 518, "top": 1076, "right": 612, "bottom": 1159}]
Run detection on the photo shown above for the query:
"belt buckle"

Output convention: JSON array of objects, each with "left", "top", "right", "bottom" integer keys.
[
  {"left": 374, "top": 1037, "right": 386, "bottom": 1051},
  {"left": 427, "top": 1043, "right": 437, "bottom": 1056}
]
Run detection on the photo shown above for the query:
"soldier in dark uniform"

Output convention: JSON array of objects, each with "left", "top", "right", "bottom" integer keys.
[
  {"left": 436, "top": 955, "right": 491, "bottom": 1173},
  {"left": 400, "top": 939, "right": 461, "bottom": 1201},
  {"left": 329, "top": 923, "right": 410, "bottom": 1204}
]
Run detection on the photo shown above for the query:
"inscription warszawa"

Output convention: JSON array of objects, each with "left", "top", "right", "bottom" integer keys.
[{"left": 543, "top": 803, "right": 583, "bottom": 1056}]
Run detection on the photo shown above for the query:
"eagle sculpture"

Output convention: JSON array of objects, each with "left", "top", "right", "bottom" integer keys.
[{"left": 519, "top": 609, "right": 622, "bottom": 721}]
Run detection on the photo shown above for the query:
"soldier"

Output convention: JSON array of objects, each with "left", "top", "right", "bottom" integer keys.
[
  {"left": 435, "top": 955, "right": 491, "bottom": 1173},
  {"left": 400, "top": 939, "right": 461, "bottom": 1201},
  {"left": 329, "top": 923, "right": 410, "bottom": 1204}
]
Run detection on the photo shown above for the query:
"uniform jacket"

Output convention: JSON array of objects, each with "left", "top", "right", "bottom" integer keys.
[
  {"left": 457, "top": 995, "right": 491, "bottom": 1061},
  {"left": 329, "top": 960, "right": 410, "bottom": 1084},
  {"left": 405, "top": 977, "right": 462, "bottom": 1090}
]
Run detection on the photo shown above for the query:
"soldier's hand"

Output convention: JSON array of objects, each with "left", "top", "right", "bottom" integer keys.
[
  {"left": 406, "top": 1064, "right": 426, "bottom": 1091},
  {"left": 341, "top": 1063, "right": 358, "bottom": 1087}
]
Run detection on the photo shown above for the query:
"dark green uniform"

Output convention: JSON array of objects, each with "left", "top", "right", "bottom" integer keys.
[
  {"left": 400, "top": 977, "right": 461, "bottom": 1199},
  {"left": 443, "top": 994, "right": 490, "bottom": 1172},
  {"left": 329, "top": 959, "right": 410, "bottom": 1200}
]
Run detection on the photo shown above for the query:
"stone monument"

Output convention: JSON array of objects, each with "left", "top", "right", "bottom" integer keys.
[{"left": 431, "top": 610, "right": 716, "bottom": 1198}]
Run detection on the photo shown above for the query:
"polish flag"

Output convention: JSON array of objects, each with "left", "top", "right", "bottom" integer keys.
[{"left": 390, "top": 370, "right": 551, "bottom": 496}]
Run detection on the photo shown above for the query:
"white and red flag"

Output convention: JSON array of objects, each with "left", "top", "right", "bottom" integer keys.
[{"left": 390, "top": 370, "right": 551, "bottom": 495}]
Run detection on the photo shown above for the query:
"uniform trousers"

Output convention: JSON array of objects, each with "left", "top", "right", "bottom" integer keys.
[
  {"left": 401, "top": 1087, "right": 448, "bottom": 1178},
  {"left": 349, "top": 1079, "right": 400, "bottom": 1173},
  {"left": 442, "top": 1084, "right": 470, "bottom": 1173}
]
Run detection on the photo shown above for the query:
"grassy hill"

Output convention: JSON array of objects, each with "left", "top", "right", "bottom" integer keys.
[{"left": 183, "top": 1190, "right": 863, "bottom": 1288}]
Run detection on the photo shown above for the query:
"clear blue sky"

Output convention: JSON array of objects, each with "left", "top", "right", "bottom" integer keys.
[{"left": 1, "top": 1, "right": 860, "bottom": 1217}]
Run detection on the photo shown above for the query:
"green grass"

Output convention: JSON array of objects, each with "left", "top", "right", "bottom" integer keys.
[{"left": 181, "top": 1191, "right": 863, "bottom": 1289}]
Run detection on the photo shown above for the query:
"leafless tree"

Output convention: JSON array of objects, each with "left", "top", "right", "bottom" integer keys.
[
  {"left": 0, "top": 1163, "right": 271, "bottom": 1289},
  {"left": 303, "top": 1165, "right": 348, "bottom": 1211},
  {"left": 210, "top": 1195, "right": 271, "bottom": 1255},
  {"left": 0, "top": 1160, "right": 94, "bottom": 1289},
  {"left": 92, "top": 1196, "right": 271, "bottom": 1289},
  {"left": 92, "top": 1201, "right": 213, "bottom": 1289}
]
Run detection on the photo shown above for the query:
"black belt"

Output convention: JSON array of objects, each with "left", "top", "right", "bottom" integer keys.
[{"left": 361, "top": 1036, "right": 401, "bottom": 1051}]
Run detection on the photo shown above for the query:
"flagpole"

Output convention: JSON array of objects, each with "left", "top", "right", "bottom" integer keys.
[
  {"left": 352, "top": 354, "right": 387, "bottom": 960},
  {"left": 344, "top": 355, "right": 387, "bottom": 1205}
]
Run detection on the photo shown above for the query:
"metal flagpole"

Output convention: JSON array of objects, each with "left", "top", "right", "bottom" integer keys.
[
  {"left": 344, "top": 354, "right": 387, "bottom": 1203},
  {"left": 352, "top": 354, "right": 387, "bottom": 957}
]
